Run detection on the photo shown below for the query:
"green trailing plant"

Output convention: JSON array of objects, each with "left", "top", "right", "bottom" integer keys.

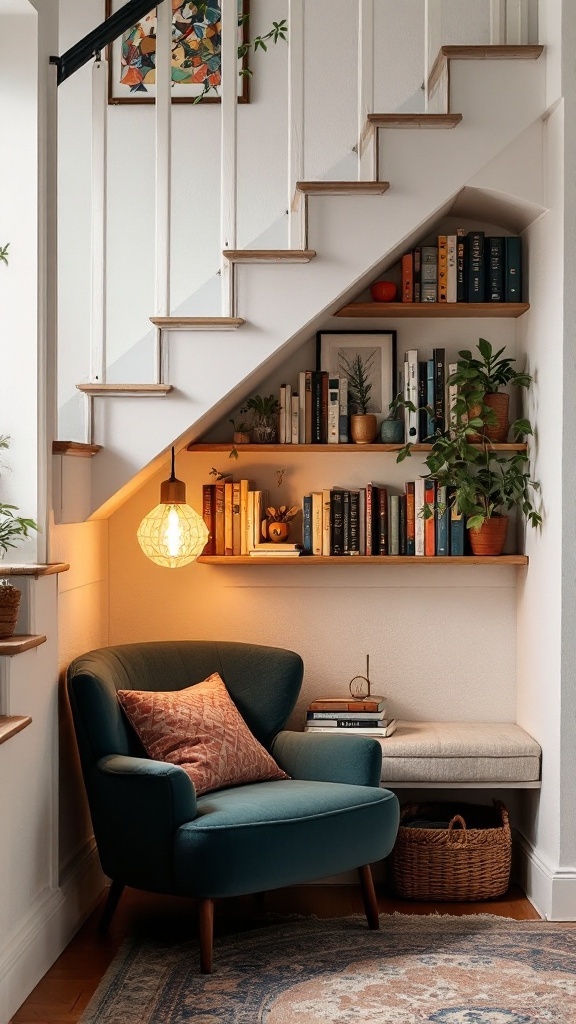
[
  {"left": 339, "top": 352, "right": 375, "bottom": 415},
  {"left": 0, "top": 435, "right": 38, "bottom": 556},
  {"left": 194, "top": 7, "right": 287, "bottom": 103}
]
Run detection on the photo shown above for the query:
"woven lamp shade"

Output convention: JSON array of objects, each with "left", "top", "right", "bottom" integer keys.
[{"left": 137, "top": 502, "right": 209, "bottom": 568}]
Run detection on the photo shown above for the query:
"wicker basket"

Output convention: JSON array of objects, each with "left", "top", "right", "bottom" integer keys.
[
  {"left": 390, "top": 800, "right": 511, "bottom": 902},
  {"left": 0, "top": 583, "right": 21, "bottom": 639}
]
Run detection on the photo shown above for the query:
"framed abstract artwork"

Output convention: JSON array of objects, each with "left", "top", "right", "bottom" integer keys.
[
  {"left": 106, "top": 0, "right": 250, "bottom": 104},
  {"left": 316, "top": 330, "right": 398, "bottom": 428}
]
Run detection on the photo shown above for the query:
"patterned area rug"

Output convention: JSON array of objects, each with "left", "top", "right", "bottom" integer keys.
[{"left": 80, "top": 915, "right": 576, "bottom": 1023}]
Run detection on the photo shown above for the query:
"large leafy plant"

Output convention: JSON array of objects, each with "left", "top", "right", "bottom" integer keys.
[{"left": 448, "top": 337, "right": 533, "bottom": 396}]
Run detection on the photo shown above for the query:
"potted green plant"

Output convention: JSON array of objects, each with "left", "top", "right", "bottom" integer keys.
[
  {"left": 241, "top": 394, "right": 280, "bottom": 444},
  {"left": 448, "top": 338, "right": 533, "bottom": 442},
  {"left": 339, "top": 351, "right": 377, "bottom": 444},
  {"left": 405, "top": 418, "right": 541, "bottom": 555},
  {"left": 228, "top": 416, "right": 251, "bottom": 445},
  {"left": 265, "top": 504, "right": 300, "bottom": 542},
  {"left": 0, "top": 434, "right": 38, "bottom": 637}
]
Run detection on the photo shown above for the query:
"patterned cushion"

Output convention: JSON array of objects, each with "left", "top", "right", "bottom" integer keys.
[{"left": 117, "top": 673, "right": 289, "bottom": 796}]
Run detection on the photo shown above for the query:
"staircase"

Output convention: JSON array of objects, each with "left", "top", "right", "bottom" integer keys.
[{"left": 62, "top": 44, "right": 545, "bottom": 518}]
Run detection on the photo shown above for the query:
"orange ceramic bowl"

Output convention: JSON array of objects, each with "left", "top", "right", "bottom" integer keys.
[{"left": 370, "top": 281, "right": 397, "bottom": 302}]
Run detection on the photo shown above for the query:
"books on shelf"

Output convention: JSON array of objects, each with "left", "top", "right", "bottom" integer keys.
[
  {"left": 305, "top": 719, "right": 398, "bottom": 737},
  {"left": 396, "top": 231, "right": 523, "bottom": 304},
  {"left": 309, "top": 696, "right": 386, "bottom": 712}
]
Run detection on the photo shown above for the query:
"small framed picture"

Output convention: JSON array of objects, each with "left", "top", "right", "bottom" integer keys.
[
  {"left": 316, "top": 330, "right": 397, "bottom": 428},
  {"left": 106, "top": 0, "right": 250, "bottom": 104}
]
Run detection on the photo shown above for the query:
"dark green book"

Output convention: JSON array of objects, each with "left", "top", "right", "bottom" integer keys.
[{"left": 505, "top": 236, "right": 522, "bottom": 302}]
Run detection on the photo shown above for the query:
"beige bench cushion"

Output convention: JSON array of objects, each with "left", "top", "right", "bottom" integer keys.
[{"left": 378, "top": 721, "right": 541, "bottom": 783}]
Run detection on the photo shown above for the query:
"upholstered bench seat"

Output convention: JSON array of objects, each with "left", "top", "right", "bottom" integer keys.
[{"left": 376, "top": 721, "right": 541, "bottom": 784}]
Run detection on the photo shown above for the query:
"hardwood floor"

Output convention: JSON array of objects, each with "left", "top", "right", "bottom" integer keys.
[{"left": 11, "top": 883, "right": 540, "bottom": 1023}]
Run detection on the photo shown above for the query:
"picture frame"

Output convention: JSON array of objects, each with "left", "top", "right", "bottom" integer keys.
[
  {"left": 316, "top": 330, "right": 397, "bottom": 429},
  {"left": 106, "top": 0, "right": 250, "bottom": 104}
]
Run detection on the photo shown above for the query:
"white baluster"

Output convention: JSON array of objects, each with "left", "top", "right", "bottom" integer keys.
[
  {"left": 287, "top": 0, "right": 304, "bottom": 249},
  {"left": 221, "top": 0, "right": 238, "bottom": 315},
  {"left": 506, "top": 0, "right": 530, "bottom": 44},
  {"left": 155, "top": 0, "right": 172, "bottom": 383},
  {"left": 357, "top": 0, "right": 375, "bottom": 181},
  {"left": 424, "top": 0, "right": 443, "bottom": 113},
  {"left": 90, "top": 57, "right": 107, "bottom": 386},
  {"left": 490, "top": 0, "right": 507, "bottom": 43}
]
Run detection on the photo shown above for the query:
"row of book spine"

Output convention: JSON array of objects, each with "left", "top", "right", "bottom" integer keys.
[
  {"left": 279, "top": 372, "right": 348, "bottom": 445},
  {"left": 202, "top": 480, "right": 269, "bottom": 556},
  {"left": 304, "top": 695, "right": 397, "bottom": 736},
  {"left": 401, "top": 231, "right": 522, "bottom": 304},
  {"left": 403, "top": 348, "right": 457, "bottom": 443},
  {"left": 302, "top": 481, "right": 465, "bottom": 557}
]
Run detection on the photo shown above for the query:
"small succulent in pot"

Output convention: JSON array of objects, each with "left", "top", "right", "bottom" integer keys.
[
  {"left": 229, "top": 417, "right": 251, "bottom": 445},
  {"left": 265, "top": 504, "right": 300, "bottom": 543}
]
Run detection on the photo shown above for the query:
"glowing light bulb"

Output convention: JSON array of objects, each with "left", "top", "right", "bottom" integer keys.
[
  {"left": 164, "top": 505, "right": 182, "bottom": 557},
  {"left": 137, "top": 448, "right": 209, "bottom": 568}
]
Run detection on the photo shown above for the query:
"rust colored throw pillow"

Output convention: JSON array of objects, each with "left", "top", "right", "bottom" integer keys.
[{"left": 117, "top": 672, "right": 289, "bottom": 796}]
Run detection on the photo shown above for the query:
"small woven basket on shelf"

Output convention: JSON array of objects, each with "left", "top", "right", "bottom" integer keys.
[
  {"left": 390, "top": 800, "right": 511, "bottom": 902},
  {"left": 0, "top": 582, "right": 21, "bottom": 639}
]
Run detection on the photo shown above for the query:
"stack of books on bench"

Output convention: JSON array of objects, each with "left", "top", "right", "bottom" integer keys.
[{"left": 304, "top": 695, "right": 397, "bottom": 737}]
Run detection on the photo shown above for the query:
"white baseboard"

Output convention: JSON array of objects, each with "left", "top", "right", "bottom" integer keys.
[
  {"left": 515, "top": 832, "right": 576, "bottom": 920},
  {"left": 0, "top": 840, "right": 105, "bottom": 1024}
]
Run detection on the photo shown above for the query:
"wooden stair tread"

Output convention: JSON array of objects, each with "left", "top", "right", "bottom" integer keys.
[
  {"left": 223, "top": 250, "right": 316, "bottom": 263},
  {"left": 0, "top": 716, "right": 32, "bottom": 745},
  {"left": 0, "top": 563, "right": 69, "bottom": 577},
  {"left": 296, "top": 181, "right": 390, "bottom": 196},
  {"left": 438, "top": 44, "right": 544, "bottom": 61},
  {"left": 52, "top": 441, "right": 102, "bottom": 457},
  {"left": 367, "top": 113, "right": 462, "bottom": 129},
  {"left": 76, "top": 383, "right": 173, "bottom": 396},
  {"left": 151, "top": 317, "right": 245, "bottom": 330},
  {"left": 0, "top": 635, "right": 47, "bottom": 655},
  {"left": 336, "top": 302, "right": 530, "bottom": 319}
]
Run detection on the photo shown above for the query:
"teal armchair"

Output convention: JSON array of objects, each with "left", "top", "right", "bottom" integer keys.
[{"left": 67, "top": 641, "right": 399, "bottom": 972}]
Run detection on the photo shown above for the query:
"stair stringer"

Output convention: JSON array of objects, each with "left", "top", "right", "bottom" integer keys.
[{"left": 87, "top": 56, "right": 545, "bottom": 518}]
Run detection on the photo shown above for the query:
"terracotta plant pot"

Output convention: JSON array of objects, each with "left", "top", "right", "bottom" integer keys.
[
  {"left": 350, "top": 414, "right": 378, "bottom": 444},
  {"left": 467, "top": 393, "right": 510, "bottom": 444},
  {"left": 370, "top": 280, "right": 397, "bottom": 302},
  {"left": 0, "top": 583, "right": 21, "bottom": 639},
  {"left": 267, "top": 521, "right": 290, "bottom": 543},
  {"left": 233, "top": 432, "right": 251, "bottom": 445},
  {"left": 468, "top": 515, "right": 509, "bottom": 556}
]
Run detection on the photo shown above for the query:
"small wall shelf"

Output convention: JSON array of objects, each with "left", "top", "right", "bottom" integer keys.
[
  {"left": 198, "top": 555, "right": 528, "bottom": 566},
  {"left": 335, "top": 302, "right": 530, "bottom": 319},
  {"left": 187, "top": 443, "right": 527, "bottom": 454},
  {"left": 0, "top": 716, "right": 32, "bottom": 746},
  {"left": 0, "top": 563, "right": 69, "bottom": 577},
  {"left": 0, "top": 635, "right": 47, "bottom": 656}
]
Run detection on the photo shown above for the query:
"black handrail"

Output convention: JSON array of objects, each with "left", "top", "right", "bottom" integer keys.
[{"left": 50, "top": 0, "right": 167, "bottom": 86}]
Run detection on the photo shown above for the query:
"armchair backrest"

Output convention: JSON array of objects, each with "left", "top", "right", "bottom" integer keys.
[{"left": 67, "top": 641, "right": 304, "bottom": 775}]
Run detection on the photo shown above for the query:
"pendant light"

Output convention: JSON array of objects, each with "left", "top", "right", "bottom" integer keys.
[{"left": 137, "top": 447, "right": 209, "bottom": 568}]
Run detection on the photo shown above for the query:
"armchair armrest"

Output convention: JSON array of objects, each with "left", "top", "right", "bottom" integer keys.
[
  {"left": 91, "top": 755, "right": 197, "bottom": 891},
  {"left": 271, "top": 730, "right": 382, "bottom": 787}
]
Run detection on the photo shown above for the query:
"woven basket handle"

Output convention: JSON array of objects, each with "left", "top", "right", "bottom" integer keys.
[{"left": 447, "top": 814, "right": 467, "bottom": 844}]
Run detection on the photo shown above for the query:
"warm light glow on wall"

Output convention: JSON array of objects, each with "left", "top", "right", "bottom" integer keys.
[{"left": 137, "top": 448, "right": 209, "bottom": 568}]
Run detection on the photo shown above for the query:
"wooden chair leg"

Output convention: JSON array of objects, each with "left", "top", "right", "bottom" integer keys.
[
  {"left": 199, "top": 898, "right": 214, "bottom": 974},
  {"left": 98, "top": 880, "right": 125, "bottom": 935},
  {"left": 358, "top": 864, "right": 379, "bottom": 930}
]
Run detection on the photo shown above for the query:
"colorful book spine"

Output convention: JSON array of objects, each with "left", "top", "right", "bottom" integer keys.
[
  {"left": 456, "top": 228, "right": 467, "bottom": 302},
  {"left": 201, "top": 484, "right": 215, "bottom": 555},
  {"left": 426, "top": 359, "right": 435, "bottom": 438},
  {"left": 447, "top": 234, "right": 457, "bottom": 302},
  {"left": 302, "top": 494, "right": 313, "bottom": 554},
  {"left": 320, "top": 371, "right": 329, "bottom": 444},
  {"left": 305, "top": 371, "right": 313, "bottom": 444},
  {"left": 378, "top": 487, "right": 388, "bottom": 556},
  {"left": 467, "top": 231, "right": 485, "bottom": 302},
  {"left": 224, "top": 481, "right": 233, "bottom": 556},
  {"left": 298, "top": 371, "right": 307, "bottom": 443},
  {"left": 424, "top": 479, "right": 436, "bottom": 556},
  {"left": 436, "top": 484, "right": 449, "bottom": 556},
  {"left": 215, "top": 481, "right": 226, "bottom": 555},
  {"left": 322, "top": 489, "right": 331, "bottom": 556},
  {"left": 413, "top": 247, "right": 422, "bottom": 302},
  {"left": 449, "top": 490, "right": 465, "bottom": 556},
  {"left": 415, "top": 479, "right": 425, "bottom": 556},
  {"left": 328, "top": 377, "right": 339, "bottom": 443},
  {"left": 246, "top": 489, "right": 255, "bottom": 552},
  {"left": 421, "top": 246, "right": 438, "bottom": 302},
  {"left": 437, "top": 235, "right": 448, "bottom": 302},
  {"left": 312, "top": 492, "right": 323, "bottom": 555},
  {"left": 240, "top": 478, "right": 250, "bottom": 555},
  {"left": 433, "top": 348, "right": 446, "bottom": 434},
  {"left": 399, "top": 494, "right": 407, "bottom": 555},
  {"left": 349, "top": 490, "right": 360, "bottom": 555},
  {"left": 389, "top": 494, "right": 400, "bottom": 556},
  {"left": 311, "top": 372, "right": 322, "bottom": 444},
  {"left": 291, "top": 393, "right": 299, "bottom": 444},
  {"left": 358, "top": 488, "right": 366, "bottom": 556},
  {"left": 448, "top": 362, "right": 458, "bottom": 434},
  {"left": 279, "top": 385, "right": 286, "bottom": 444},
  {"left": 405, "top": 481, "right": 415, "bottom": 556},
  {"left": 331, "top": 490, "right": 344, "bottom": 555},
  {"left": 284, "top": 383, "right": 292, "bottom": 444},
  {"left": 505, "top": 236, "right": 522, "bottom": 302},
  {"left": 365, "top": 483, "right": 376, "bottom": 556},
  {"left": 402, "top": 252, "right": 414, "bottom": 302},
  {"left": 486, "top": 236, "right": 504, "bottom": 301},
  {"left": 407, "top": 349, "right": 418, "bottom": 442},
  {"left": 418, "top": 361, "right": 428, "bottom": 442},
  {"left": 338, "top": 378, "right": 348, "bottom": 443},
  {"left": 342, "top": 490, "right": 350, "bottom": 554},
  {"left": 232, "top": 481, "right": 241, "bottom": 555}
]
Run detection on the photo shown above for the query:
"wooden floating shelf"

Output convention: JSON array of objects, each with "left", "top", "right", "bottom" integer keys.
[
  {"left": 76, "top": 383, "right": 173, "bottom": 397},
  {"left": 198, "top": 555, "right": 528, "bottom": 566},
  {"left": 187, "top": 442, "right": 527, "bottom": 453},
  {"left": 0, "top": 563, "right": 69, "bottom": 577},
  {"left": 296, "top": 181, "right": 390, "bottom": 196},
  {"left": 336, "top": 302, "right": 530, "bottom": 319},
  {"left": 367, "top": 113, "right": 462, "bottom": 129},
  {"left": 0, "top": 716, "right": 32, "bottom": 746},
  {"left": 223, "top": 250, "right": 316, "bottom": 264},
  {"left": 0, "top": 635, "right": 47, "bottom": 656},
  {"left": 150, "top": 316, "right": 245, "bottom": 331},
  {"left": 52, "top": 441, "right": 102, "bottom": 457}
]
